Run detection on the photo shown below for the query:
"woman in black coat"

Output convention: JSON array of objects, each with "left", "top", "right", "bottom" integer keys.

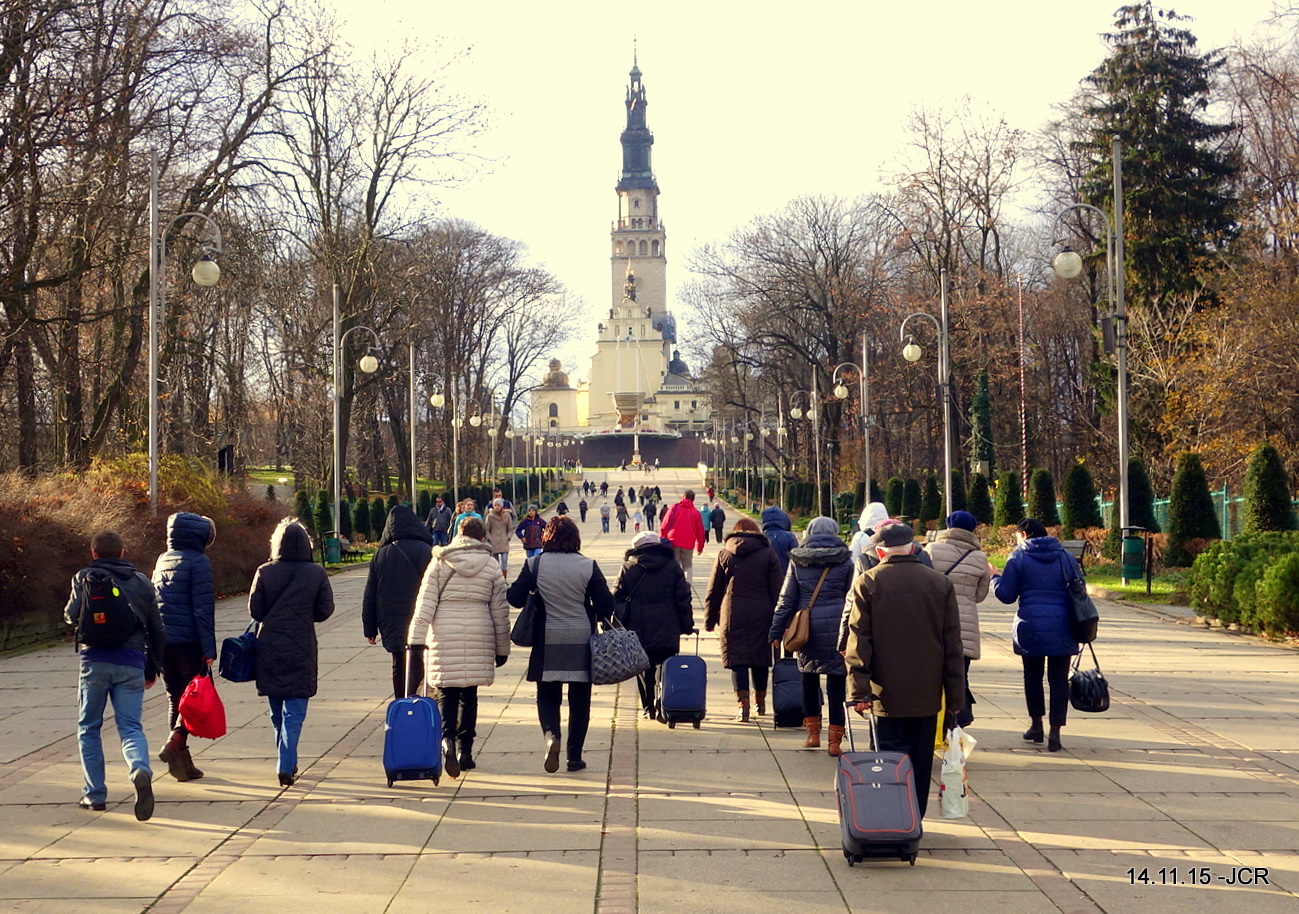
[
  {"left": 362, "top": 505, "right": 434, "bottom": 699},
  {"left": 250, "top": 521, "right": 335, "bottom": 786},
  {"left": 768, "top": 516, "right": 855, "bottom": 756},
  {"left": 613, "top": 531, "right": 695, "bottom": 718}
]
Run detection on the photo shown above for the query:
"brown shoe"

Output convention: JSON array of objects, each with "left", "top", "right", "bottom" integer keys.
[
  {"left": 159, "top": 740, "right": 190, "bottom": 782},
  {"left": 733, "top": 690, "right": 751, "bottom": 723},
  {"left": 802, "top": 716, "right": 822, "bottom": 748},
  {"left": 827, "top": 725, "right": 845, "bottom": 757},
  {"left": 754, "top": 690, "right": 767, "bottom": 716},
  {"left": 180, "top": 747, "right": 204, "bottom": 780}
]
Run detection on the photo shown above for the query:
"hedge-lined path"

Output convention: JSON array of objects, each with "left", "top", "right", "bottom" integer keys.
[{"left": 1, "top": 467, "right": 1298, "bottom": 912}]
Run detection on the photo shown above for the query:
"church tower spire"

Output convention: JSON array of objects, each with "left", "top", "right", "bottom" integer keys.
[{"left": 618, "top": 51, "right": 656, "bottom": 191}]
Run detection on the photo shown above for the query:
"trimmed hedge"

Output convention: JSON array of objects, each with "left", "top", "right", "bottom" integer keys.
[{"left": 1189, "top": 531, "right": 1299, "bottom": 634}]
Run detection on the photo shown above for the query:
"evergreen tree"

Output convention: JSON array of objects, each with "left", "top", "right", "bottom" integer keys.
[
  {"left": 417, "top": 489, "right": 432, "bottom": 518},
  {"left": 993, "top": 471, "right": 1024, "bottom": 527},
  {"left": 885, "top": 477, "right": 905, "bottom": 516},
  {"left": 294, "top": 490, "right": 313, "bottom": 531},
  {"left": 369, "top": 497, "right": 386, "bottom": 537},
  {"left": 353, "top": 496, "right": 372, "bottom": 541},
  {"left": 969, "top": 472, "right": 995, "bottom": 526},
  {"left": 1165, "top": 451, "right": 1221, "bottom": 566},
  {"left": 902, "top": 478, "right": 922, "bottom": 519},
  {"left": 1242, "top": 443, "right": 1296, "bottom": 534},
  {"left": 969, "top": 368, "right": 995, "bottom": 478},
  {"left": 265, "top": 484, "right": 276, "bottom": 501},
  {"left": 870, "top": 479, "right": 884, "bottom": 504},
  {"left": 1129, "top": 457, "right": 1160, "bottom": 533},
  {"left": 919, "top": 474, "right": 942, "bottom": 527},
  {"left": 339, "top": 499, "right": 353, "bottom": 540},
  {"left": 1081, "top": 3, "right": 1238, "bottom": 315},
  {"left": 314, "top": 490, "right": 333, "bottom": 536},
  {"left": 387, "top": 493, "right": 400, "bottom": 512},
  {"left": 948, "top": 471, "right": 967, "bottom": 514},
  {"left": 1028, "top": 469, "right": 1060, "bottom": 526},
  {"left": 1062, "top": 462, "right": 1104, "bottom": 534}
]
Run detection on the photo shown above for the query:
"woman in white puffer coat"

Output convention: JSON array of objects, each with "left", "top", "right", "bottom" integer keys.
[{"left": 408, "top": 516, "right": 510, "bottom": 779}]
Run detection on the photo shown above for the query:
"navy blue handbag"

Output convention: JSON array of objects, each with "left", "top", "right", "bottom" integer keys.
[{"left": 218, "top": 621, "right": 257, "bottom": 683}]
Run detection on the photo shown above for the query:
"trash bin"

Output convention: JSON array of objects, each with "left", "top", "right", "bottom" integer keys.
[
  {"left": 1121, "top": 534, "right": 1144, "bottom": 582},
  {"left": 325, "top": 535, "right": 341, "bottom": 565}
]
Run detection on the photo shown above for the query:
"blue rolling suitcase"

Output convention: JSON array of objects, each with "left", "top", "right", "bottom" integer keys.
[
  {"left": 771, "top": 646, "right": 819, "bottom": 728},
  {"left": 836, "top": 706, "right": 922, "bottom": 866},
  {"left": 658, "top": 632, "right": 706, "bottom": 729},
  {"left": 383, "top": 650, "right": 442, "bottom": 787}
]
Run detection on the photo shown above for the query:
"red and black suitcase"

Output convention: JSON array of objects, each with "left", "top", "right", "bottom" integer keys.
[{"left": 836, "top": 706, "right": 922, "bottom": 866}]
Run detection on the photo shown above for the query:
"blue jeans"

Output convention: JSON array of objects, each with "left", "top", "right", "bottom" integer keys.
[
  {"left": 601, "top": 518, "right": 610, "bottom": 533},
  {"left": 268, "top": 696, "right": 309, "bottom": 775},
  {"left": 525, "top": 547, "right": 542, "bottom": 559},
  {"left": 77, "top": 661, "right": 151, "bottom": 803}
]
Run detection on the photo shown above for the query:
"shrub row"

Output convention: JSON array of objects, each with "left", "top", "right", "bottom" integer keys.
[{"left": 1188, "top": 531, "right": 1299, "bottom": 635}]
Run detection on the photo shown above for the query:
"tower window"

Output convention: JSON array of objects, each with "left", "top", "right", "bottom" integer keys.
[
  {"left": 550, "top": 419, "right": 558, "bottom": 428},
  {"left": 652, "top": 240, "right": 660, "bottom": 256},
  {"left": 674, "top": 401, "right": 680, "bottom": 410},
  {"left": 548, "top": 403, "right": 559, "bottom": 418},
  {"left": 615, "top": 242, "right": 623, "bottom": 255},
  {"left": 691, "top": 401, "right": 697, "bottom": 409},
  {"left": 633, "top": 199, "right": 640, "bottom": 209},
  {"left": 639, "top": 240, "right": 647, "bottom": 255}
]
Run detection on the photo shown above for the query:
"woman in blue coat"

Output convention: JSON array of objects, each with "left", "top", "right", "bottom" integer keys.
[
  {"left": 767, "top": 516, "right": 855, "bottom": 756},
  {"left": 991, "top": 518, "right": 1080, "bottom": 752}
]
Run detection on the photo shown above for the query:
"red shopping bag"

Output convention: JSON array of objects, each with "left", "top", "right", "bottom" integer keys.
[{"left": 178, "top": 669, "right": 227, "bottom": 739}]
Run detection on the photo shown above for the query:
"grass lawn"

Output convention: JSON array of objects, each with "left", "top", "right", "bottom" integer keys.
[{"left": 1085, "top": 565, "right": 1191, "bottom": 604}]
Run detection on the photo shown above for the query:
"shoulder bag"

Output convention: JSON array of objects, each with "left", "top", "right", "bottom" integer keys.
[
  {"left": 218, "top": 620, "right": 258, "bottom": 683},
  {"left": 942, "top": 548, "right": 976, "bottom": 576},
  {"left": 613, "top": 568, "right": 644, "bottom": 624},
  {"left": 1060, "top": 555, "right": 1099, "bottom": 643},
  {"left": 509, "top": 556, "right": 543, "bottom": 647},
  {"left": 782, "top": 566, "right": 831, "bottom": 653},
  {"left": 1069, "top": 642, "right": 1110, "bottom": 712},
  {"left": 590, "top": 614, "right": 651, "bottom": 685}
]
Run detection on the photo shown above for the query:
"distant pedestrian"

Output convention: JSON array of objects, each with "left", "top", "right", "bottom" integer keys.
[
  {"left": 66, "top": 529, "right": 166, "bottom": 819},
  {"left": 924, "top": 511, "right": 990, "bottom": 727},
  {"left": 658, "top": 490, "right": 707, "bottom": 582},
  {"left": 614, "top": 487, "right": 625, "bottom": 508},
  {"left": 452, "top": 499, "right": 482, "bottom": 531},
  {"left": 991, "top": 518, "right": 1079, "bottom": 752},
  {"left": 849, "top": 502, "right": 890, "bottom": 564},
  {"left": 645, "top": 499, "right": 658, "bottom": 530},
  {"left": 600, "top": 481, "right": 609, "bottom": 497},
  {"left": 250, "top": 521, "right": 335, "bottom": 787},
  {"left": 362, "top": 505, "right": 434, "bottom": 699},
  {"left": 616, "top": 502, "right": 629, "bottom": 532},
  {"left": 844, "top": 521, "right": 964, "bottom": 819},
  {"left": 153, "top": 512, "right": 216, "bottom": 783},
  {"left": 704, "top": 517, "right": 782, "bottom": 722},
  {"left": 556, "top": 499, "right": 569, "bottom": 516},
  {"left": 507, "top": 517, "right": 614, "bottom": 773},
  {"left": 599, "top": 501, "right": 612, "bottom": 533},
  {"left": 408, "top": 516, "right": 510, "bottom": 777},
  {"left": 629, "top": 486, "right": 637, "bottom": 503},
  {"left": 700, "top": 502, "right": 713, "bottom": 532},
  {"left": 516, "top": 505, "right": 546, "bottom": 558},
  {"left": 760, "top": 506, "right": 799, "bottom": 575},
  {"left": 614, "top": 531, "right": 695, "bottom": 718},
  {"left": 768, "top": 516, "right": 854, "bottom": 756},
  {"left": 491, "top": 487, "right": 516, "bottom": 522},
  {"left": 633, "top": 509, "right": 643, "bottom": 533},
  {"left": 485, "top": 499, "right": 513, "bottom": 576},
  {"left": 710, "top": 502, "right": 726, "bottom": 543},
  {"left": 707, "top": 485, "right": 715, "bottom": 500},
  {"left": 579, "top": 498, "right": 589, "bottom": 522},
  {"left": 426, "top": 495, "right": 453, "bottom": 547}
]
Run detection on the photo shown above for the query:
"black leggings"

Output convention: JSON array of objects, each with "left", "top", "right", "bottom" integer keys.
[
  {"left": 438, "top": 686, "right": 479, "bottom": 745},
  {"left": 1023, "top": 654, "right": 1071, "bottom": 728},
  {"left": 637, "top": 649, "right": 679, "bottom": 713},
  {"left": 730, "top": 665, "right": 770, "bottom": 692},
  {"left": 536, "top": 680, "right": 593, "bottom": 762},
  {"left": 802, "top": 672, "right": 846, "bottom": 726},
  {"left": 161, "top": 642, "right": 206, "bottom": 735}
]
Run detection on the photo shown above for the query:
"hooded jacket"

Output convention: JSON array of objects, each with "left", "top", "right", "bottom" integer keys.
[
  {"left": 250, "top": 522, "right": 335, "bottom": 698},
  {"left": 152, "top": 512, "right": 217, "bottom": 658},
  {"left": 516, "top": 514, "right": 546, "bottom": 550},
  {"left": 704, "top": 530, "right": 783, "bottom": 669},
  {"left": 485, "top": 508, "right": 513, "bottom": 555},
  {"left": 992, "top": 536, "right": 1080, "bottom": 657},
  {"left": 65, "top": 556, "right": 167, "bottom": 669},
  {"left": 613, "top": 542, "right": 694, "bottom": 656},
  {"left": 408, "top": 536, "right": 511, "bottom": 688},
  {"left": 362, "top": 506, "right": 434, "bottom": 652},
  {"left": 925, "top": 527, "right": 990, "bottom": 659},
  {"left": 760, "top": 507, "right": 799, "bottom": 573},
  {"left": 849, "top": 502, "right": 890, "bottom": 563},
  {"left": 659, "top": 497, "right": 706, "bottom": 552},
  {"left": 769, "top": 529, "right": 855, "bottom": 675}
]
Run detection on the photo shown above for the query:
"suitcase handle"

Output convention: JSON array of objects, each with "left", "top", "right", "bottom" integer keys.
[
  {"left": 842, "top": 701, "right": 877, "bottom": 752},
  {"left": 404, "top": 644, "right": 427, "bottom": 699}
]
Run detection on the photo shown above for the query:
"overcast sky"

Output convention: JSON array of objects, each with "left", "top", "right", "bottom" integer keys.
[{"left": 330, "top": 0, "right": 1286, "bottom": 379}]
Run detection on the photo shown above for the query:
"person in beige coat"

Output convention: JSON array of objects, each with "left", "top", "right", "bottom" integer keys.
[
  {"left": 485, "top": 499, "right": 513, "bottom": 576},
  {"left": 924, "top": 511, "right": 990, "bottom": 727},
  {"left": 408, "top": 517, "right": 510, "bottom": 778}
]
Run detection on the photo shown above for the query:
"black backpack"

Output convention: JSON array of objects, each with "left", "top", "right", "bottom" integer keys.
[{"left": 75, "top": 569, "right": 140, "bottom": 648}]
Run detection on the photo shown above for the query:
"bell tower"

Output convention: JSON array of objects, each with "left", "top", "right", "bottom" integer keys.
[{"left": 609, "top": 52, "right": 667, "bottom": 319}]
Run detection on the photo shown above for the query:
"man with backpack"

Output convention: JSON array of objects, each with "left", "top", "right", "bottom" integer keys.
[{"left": 65, "top": 529, "right": 167, "bottom": 820}]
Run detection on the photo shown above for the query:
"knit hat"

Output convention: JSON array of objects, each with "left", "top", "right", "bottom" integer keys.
[
  {"left": 805, "top": 516, "right": 840, "bottom": 538},
  {"left": 631, "top": 531, "right": 662, "bottom": 550},
  {"left": 946, "top": 510, "right": 978, "bottom": 531}
]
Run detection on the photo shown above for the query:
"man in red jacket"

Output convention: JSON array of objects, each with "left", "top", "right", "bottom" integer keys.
[{"left": 657, "top": 490, "right": 707, "bottom": 581}]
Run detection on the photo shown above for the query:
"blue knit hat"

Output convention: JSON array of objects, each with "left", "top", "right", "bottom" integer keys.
[{"left": 946, "top": 510, "right": 978, "bottom": 531}]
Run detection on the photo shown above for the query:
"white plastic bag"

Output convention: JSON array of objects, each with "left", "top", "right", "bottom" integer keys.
[{"left": 939, "top": 726, "right": 974, "bottom": 819}]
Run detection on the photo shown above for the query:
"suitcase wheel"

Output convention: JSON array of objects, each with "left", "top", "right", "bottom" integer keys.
[
  {"left": 908, "top": 852, "right": 918, "bottom": 865},
  {"left": 692, "top": 719, "right": 701, "bottom": 729},
  {"left": 386, "top": 778, "right": 393, "bottom": 788},
  {"left": 667, "top": 720, "right": 676, "bottom": 729}
]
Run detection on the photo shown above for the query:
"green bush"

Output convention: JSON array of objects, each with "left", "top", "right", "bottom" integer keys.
[
  {"left": 417, "top": 489, "right": 432, "bottom": 518},
  {"left": 885, "top": 477, "right": 904, "bottom": 516},
  {"left": 1129, "top": 458, "right": 1160, "bottom": 533},
  {"left": 369, "top": 497, "right": 386, "bottom": 537},
  {"left": 1028, "top": 469, "right": 1059, "bottom": 526},
  {"left": 1062, "top": 462, "right": 1103, "bottom": 535},
  {"left": 265, "top": 484, "right": 276, "bottom": 502},
  {"left": 1258, "top": 552, "right": 1299, "bottom": 633},
  {"left": 870, "top": 479, "right": 885, "bottom": 503},
  {"left": 1166, "top": 452, "right": 1221, "bottom": 567},
  {"left": 948, "top": 471, "right": 967, "bottom": 514},
  {"left": 1188, "top": 532, "right": 1299, "bottom": 632},
  {"left": 902, "top": 478, "right": 922, "bottom": 519},
  {"left": 294, "top": 490, "right": 312, "bottom": 530},
  {"left": 353, "top": 495, "right": 372, "bottom": 540},
  {"left": 919, "top": 474, "right": 942, "bottom": 527},
  {"left": 1242, "top": 443, "right": 1296, "bottom": 534},
  {"left": 993, "top": 471, "right": 1023, "bottom": 527},
  {"left": 968, "top": 472, "right": 995, "bottom": 526},
  {"left": 313, "top": 490, "right": 332, "bottom": 536},
  {"left": 339, "top": 499, "right": 353, "bottom": 539}
]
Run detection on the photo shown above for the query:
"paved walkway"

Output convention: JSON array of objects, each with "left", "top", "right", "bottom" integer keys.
[{"left": 2, "top": 469, "right": 1297, "bottom": 913}]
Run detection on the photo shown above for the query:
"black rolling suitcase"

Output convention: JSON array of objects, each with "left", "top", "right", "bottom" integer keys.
[
  {"left": 836, "top": 706, "right": 922, "bottom": 866},
  {"left": 771, "top": 646, "right": 818, "bottom": 728}
]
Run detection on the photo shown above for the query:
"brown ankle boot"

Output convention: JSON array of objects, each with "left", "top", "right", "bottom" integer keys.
[
  {"left": 180, "top": 747, "right": 204, "bottom": 780},
  {"left": 827, "top": 725, "right": 845, "bottom": 757},
  {"left": 734, "top": 690, "right": 751, "bottom": 722},
  {"left": 802, "top": 716, "right": 822, "bottom": 748},
  {"left": 159, "top": 732, "right": 190, "bottom": 782},
  {"left": 754, "top": 690, "right": 767, "bottom": 716}
]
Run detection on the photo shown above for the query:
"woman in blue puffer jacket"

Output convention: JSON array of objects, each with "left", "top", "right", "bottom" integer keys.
[
  {"left": 151, "top": 512, "right": 217, "bottom": 781},
  {"left": 991, "top": 517, "right": 1080, "bottom": 752},
  {"left": 767, "top": 516, "right": 855, "bottom": 756}
]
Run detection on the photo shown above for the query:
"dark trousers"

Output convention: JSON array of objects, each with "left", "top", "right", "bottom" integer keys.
[
  {"left": 957, "top": 655, "right": 976, "bottom": 727},
  {"left": 802, "top": 672, "right": 846, "bottom": 726},
  {"left": 730, "top": 665, "right": 770, "bottom": 692},
  {"left": 618, "top": 518, "right": 627, "bottom": 531},
  {"left": 161, "top": 642, "right": 206, "bottom": 736},
  {"left": 874, "top": 714, "right": 939, "bottom": 819},
  {"left": 438, "top": 686, "right": 479, "bottom": 747},
  {"left": 536, "top": 680, "right": 593, "bottom": 762},
  {"left": 713, "top": 526, "right": 723, "bottom": 543},
  {"left": 637, "top": 649, "right": 678, "bottom": 713},
  {"left": 389, "top": 647, "right": 426, "bottom": 700},
  {"left": 1023, "top": 654, "right": 1071, "bottom": 728}
]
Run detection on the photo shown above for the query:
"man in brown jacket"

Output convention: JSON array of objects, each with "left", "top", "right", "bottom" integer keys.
[{"left": 844, "top": 523, "right": 964, "bottom": 818}]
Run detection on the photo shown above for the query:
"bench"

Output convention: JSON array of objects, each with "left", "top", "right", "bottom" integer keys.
[
  {"left": 341, "top": 548, "right": 366, "bottom": 564},
  {"left": 1060, "top": 540, "right": 1088, "bottom": 561},
  {"left": 925, "top": 530, "right": 940, "bottom": 543}
]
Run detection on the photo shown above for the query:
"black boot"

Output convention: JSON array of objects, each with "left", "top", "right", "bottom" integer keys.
[
  {"left": 459, "top": 740, "right": 476, "bottom": 771},
  {"left": 1048, "top": 727, "right": 1063, "bottom": 752},
  {"left": 442, "top": 738, "right": 460, "bottom": 779},
  {"left": 1023, "top": 717, "right": 1044, "bottom": 743}
]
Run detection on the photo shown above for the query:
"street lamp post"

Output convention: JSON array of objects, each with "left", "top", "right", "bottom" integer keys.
[
  {"left": 428, "top": 390, "right": 459, "bottom": 506},
  {"left": 332, "top": 286, "right": 382, "bottom": 546},
  {"left": 148, "top": 148, "right": 223, "bottom": 514},
  {"left": 790, "top": 376, "right": 824, "bottom": 515},
  {"left": 1051, "top": 135, "right": 1130, "bottom": 541},
  {"left": 505, "top": 427, "right": 516, "bottom": 504},
  {"left": 899, "top": 267, "right": 953, "bottom": 519},
  {"left": 832, "top": 331, "right": 872, "bottom": 497}
]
